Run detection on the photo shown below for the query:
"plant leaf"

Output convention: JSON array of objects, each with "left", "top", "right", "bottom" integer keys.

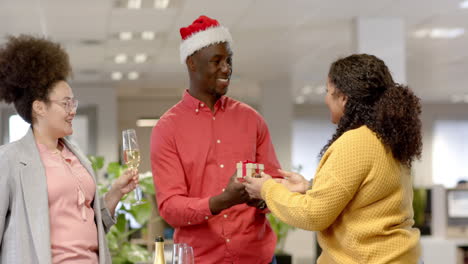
[
  {"left": 126, "top": 243, "right": 151, "bottom": 262},
  {"left": 138, "top": 177, "right": 155, "bottom": 195},
  {"left": 115, "top": 213, "right": 127, "bottom": 233},
  {"left": 267, "top": 213, "right": 295, "bottom": 253},
  {"left": 106, "top": 229, "right": 119, "bottom": 252},
  {"left": 128, "top": 201, "right": 152, "bottom": 225},
  {"left": 107, "top": 162, "right": 124, "bottom": 180},
  {"left": 88, "top": 155, "right": 104, "bottom": 171}
]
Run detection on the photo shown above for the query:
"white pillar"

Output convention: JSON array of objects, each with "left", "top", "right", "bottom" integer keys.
[
  {"left": 259, "top": 78, "right": 293, "bottom": 170},
  {"left": 354, "top": 17, "right": 406, "bottom": 84}
]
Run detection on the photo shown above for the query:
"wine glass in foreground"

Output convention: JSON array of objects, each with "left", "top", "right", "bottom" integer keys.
[
  {"left": 172, "top": 243, "right": 187, "bottom": 264},
  {"left": 122, "top": 128, "right": 145, "bottom": 205},
  {"left": 178, "top": 245, "right": 194, "bottom": 264}
]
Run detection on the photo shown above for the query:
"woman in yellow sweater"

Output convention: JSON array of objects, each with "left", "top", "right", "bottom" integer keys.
[{"left": 244, "top": 54, "right": 422, "bottom": 263}]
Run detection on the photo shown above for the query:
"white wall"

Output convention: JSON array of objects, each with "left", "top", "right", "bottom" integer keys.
[
  {"left": 293, "top": 105, "right": 335, "bottom": 180},
  {"left": 260, "top": 78, "right": 293, "bottom": 171},
  {"left": 413, "top": 103, "right": 468, "bottom": 187},
  {"left": 73, "top": 85, "right": 118, "bottom": 164},
  {"left": 118, "top": 96, "right": 180, "bottom": 173},
  {"left": 282, "top": 229, "right": 316, "bottom": 263}
]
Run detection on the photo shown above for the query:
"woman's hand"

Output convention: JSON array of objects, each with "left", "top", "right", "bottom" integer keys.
[
  {"left": 275, "top": 169, "right": 310, "bottom": 194},
  {"left": 112, "top": 168, "right": 139, "bottom": 195},
  {"left": 104, "top": 168, "right": 139, "bottom": 215},
  {"left": 243, "top": 172, "right": 272, "bottom": 199}
]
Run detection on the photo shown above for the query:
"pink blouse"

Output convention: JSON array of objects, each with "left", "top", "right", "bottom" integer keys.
[{"left": 37, "top": 143, "right": 99, "bottom": 264}]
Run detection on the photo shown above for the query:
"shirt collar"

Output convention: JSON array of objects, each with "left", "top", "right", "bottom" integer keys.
[
  {"left": 36, "top": 139, "right": 73, "bottom": 157},
  {"left": 182, "top": 90, "right": 227, "bottom": 113}
]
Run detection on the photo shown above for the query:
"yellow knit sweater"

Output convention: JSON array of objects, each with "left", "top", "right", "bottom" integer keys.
[{"left": 262, "top": 126, "right": 420, "bottom": 263}]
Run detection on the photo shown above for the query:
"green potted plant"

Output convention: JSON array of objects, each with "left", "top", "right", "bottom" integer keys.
[
  {"left": 413, "top": 187, "right": 430, "bottom": 235},
  {"left": 89, "top": 155, "right": 156, "bottom": 264},
  {"left": 267, "top": 214, "right": 295, "bottom": 264}
]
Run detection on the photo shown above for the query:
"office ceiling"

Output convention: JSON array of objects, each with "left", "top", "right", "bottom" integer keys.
[{"left": 1, "top": 0, "right": 467, "bottom": 104}]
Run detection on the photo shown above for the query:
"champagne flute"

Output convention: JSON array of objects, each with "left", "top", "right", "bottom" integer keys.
[
  {"left": 177, "top": 245, "right": 194, "bottom": 264},
  {"left": 172, "top": 243, "right": 187, "bottom": 264},
  {"left": 122, "top": 129, "right": 145, "bottom": 205}
]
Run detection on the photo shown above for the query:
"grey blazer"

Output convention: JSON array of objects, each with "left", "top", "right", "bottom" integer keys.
[{"left": 0, "top": 129, "right": 115, "bottom": 264}]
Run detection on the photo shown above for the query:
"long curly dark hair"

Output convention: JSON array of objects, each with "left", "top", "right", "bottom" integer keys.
[
  {"left": 0, "top": 35, "right": 71, "bottom": 124},
  {"left": 320, "top": 54, "right": 422, "bottom": 167}
]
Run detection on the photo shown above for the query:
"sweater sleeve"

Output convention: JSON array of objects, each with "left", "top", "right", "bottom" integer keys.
[{"left": 262, "top": 128, "right": 375, "bottom": 231}]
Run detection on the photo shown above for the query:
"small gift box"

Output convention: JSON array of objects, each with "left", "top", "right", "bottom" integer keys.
[{"left": 236, "top": 160, "right": 265, "bottom": 179}]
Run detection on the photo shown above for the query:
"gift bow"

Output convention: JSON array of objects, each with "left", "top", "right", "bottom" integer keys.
[{"left": 241, "top": 160, "right": 262, "bottom": 176}]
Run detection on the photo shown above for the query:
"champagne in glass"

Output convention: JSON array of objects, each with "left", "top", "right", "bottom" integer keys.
[
  {"left": 124, "top": 149, "right": 140, "bottom": 169},
  {"left": 122, "top": 129, "right": 145, "bottom": 205}
]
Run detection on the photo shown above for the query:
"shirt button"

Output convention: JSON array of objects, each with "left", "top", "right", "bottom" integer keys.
[
  {"left": 200, "top": 103, "right": 204, "bottom": 107},
  {"left": 217, "top": 139, "right": 221, "bottom": 144},
  {"left": 205, "top": 216, "right": 209, "bottom": 220},
  {"left": 188, "top": 222, "right": 191, "bottom": 225},
  {"left": 222, "top": 188, "right": 225, "bottom": 192},
  {"left": 226, "top": 238, "right": 230, "bottom": 243},
  {"left": 195, "top": 109, "right": 199, "bottom": 113},
  {"left": 223, "top": 214, "right": 228, "bottom": 218},
  {"left": 220, "top": 164, "right": 224, "bottom": 168},
  {"left": 212, "top": 117, "right": 216, "bottom": 120}
]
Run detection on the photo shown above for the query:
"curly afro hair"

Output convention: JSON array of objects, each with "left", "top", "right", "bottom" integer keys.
[
  {"left": 320, "top": 54, "right": 422, "bottom": 167},
  {"left": 0, "top": 35, "right": 71, "bottom": 123}
]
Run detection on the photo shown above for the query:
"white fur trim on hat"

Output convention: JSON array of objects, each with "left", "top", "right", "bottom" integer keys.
[{"left": 179, "top": 26, "right": 232, "bottom": 64}]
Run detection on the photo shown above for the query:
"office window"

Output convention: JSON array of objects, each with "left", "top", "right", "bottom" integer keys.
[
  {"left": 8, "top": 114, "right": 29, "bottom": 142},
  {"left": 433, "top": 120, "right": 468, "bottom": 188}
]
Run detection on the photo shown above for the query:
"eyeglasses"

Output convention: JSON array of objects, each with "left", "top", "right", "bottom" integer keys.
[{"left": 50, "top": 98, "right": 79, "bottom": 113}]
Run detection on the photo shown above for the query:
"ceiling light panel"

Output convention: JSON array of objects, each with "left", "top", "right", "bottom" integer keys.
[
  {"left": 128, "top": 71, "right": 140, "bottom": 80},
  {"left": 127, "top": 0, "right": 142, "bottom": 9},
  {"left": 413, "top": 28, "right": 465, "bottom": 39},
  {"left": 136, "top": 118, "right": 159, "bottom": 127},
  {"left": 114, "top": 53, "right": 128, "bottom": 64},
  {"left": 154, "top": 0, "right": 170, "bottom": 9},
  {"left": 119, "top": 31, "right": 133, "bottom": 40},
  {"left": 141, "top": 31, "right": 155, "bottom": 40},
  {"left": 134, "top": 53, "right": 148, "bottom": 63},
  {"left": 111, "top": 72, "right": 123, "bottom": 80}
]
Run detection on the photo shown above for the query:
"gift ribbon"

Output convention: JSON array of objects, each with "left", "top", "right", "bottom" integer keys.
[{"left": 242, "top": 160, "right": 261, "bottom": 177}]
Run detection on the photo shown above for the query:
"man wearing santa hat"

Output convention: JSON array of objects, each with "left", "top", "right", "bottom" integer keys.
[{"left": 150, "top": 15, "right": 281, "bottom": 264}]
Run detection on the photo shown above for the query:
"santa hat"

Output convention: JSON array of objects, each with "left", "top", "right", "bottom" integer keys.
[{"left": 179, "top": 15, "right": 232, "bottom": 64}]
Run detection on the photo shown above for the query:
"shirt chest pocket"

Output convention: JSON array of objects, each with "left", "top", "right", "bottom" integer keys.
[
  {"left": 177, "top": 140, "right": 210, "bottom": 172},
  {"left": 224, "top": 136, "right": 257, "bottom": 162}
]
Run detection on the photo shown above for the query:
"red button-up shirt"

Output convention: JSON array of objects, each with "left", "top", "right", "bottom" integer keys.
[{"left": 151, "top": 90, "right": 281, "bottom": 264}]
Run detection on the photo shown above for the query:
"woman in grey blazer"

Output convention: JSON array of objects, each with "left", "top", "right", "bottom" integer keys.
[{"left": 0, "top": 36, "right": 138, "bottom": 264}]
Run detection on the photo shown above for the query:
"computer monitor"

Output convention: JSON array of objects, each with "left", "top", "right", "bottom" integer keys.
[{"left": 447, "top": 189, "right": 468, "bottom": 230}]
